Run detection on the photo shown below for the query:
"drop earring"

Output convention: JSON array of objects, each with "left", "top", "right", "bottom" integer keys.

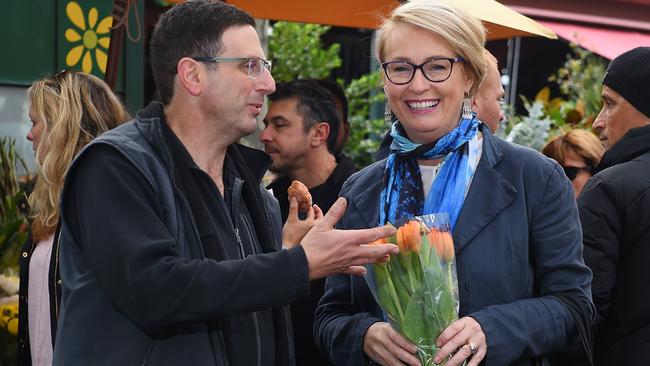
[
  {"left": 462, "top": 93, "right": 473, "bottom": 120},
  {"left": 384, "top": 96, "right": 393, "bottom": 125}
]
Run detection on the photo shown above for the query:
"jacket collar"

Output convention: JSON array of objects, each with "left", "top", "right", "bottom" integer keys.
[
  {"left": 596, "top": 124, "right": 650, "bottom": 172},
  {"left": 230, "top": 143, "right": 273, "bottom": 185},
  {"left": 351, "top": 127, "right": 516, "bottom": 256},
  {"left": 133, "top": 101, "right": 272, "bottom": 186}
]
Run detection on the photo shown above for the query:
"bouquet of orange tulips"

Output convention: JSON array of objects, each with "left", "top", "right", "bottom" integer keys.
[{"left": 365, "top": 213, "right": 459, "bottom": 366}]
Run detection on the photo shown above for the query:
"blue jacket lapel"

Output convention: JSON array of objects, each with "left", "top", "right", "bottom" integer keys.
[
  {"left": 453, "top": 132, "right": 516, "bottom": 255},
  {"left": 351, "top": 176, "right": 384, "bottom": 228}
]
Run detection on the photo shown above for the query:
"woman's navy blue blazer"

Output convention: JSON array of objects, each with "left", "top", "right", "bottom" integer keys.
[{"left": 315, "top": 128, "right": 594, "bottom": 366}]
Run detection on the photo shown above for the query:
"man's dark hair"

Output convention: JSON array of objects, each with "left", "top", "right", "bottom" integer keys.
[
  {"left": 150, "top": 0, "right": 255, "bottom": 105},
  {"left": 269, "top": 79, "right": 340, "bottom": 153},
  {"left": 314, "top": 79, "right": 349, "bottom": 124}
]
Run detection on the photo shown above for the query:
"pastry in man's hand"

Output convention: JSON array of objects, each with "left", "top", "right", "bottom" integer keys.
[{"left": 287, "top": 180, "right": 312, "bottom": 213}]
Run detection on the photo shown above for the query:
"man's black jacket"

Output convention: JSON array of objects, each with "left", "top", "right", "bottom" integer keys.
[
  {"left": 578, "top": 125, "right": 650, "bottom": 366},
  {"left": 53, "top": 102, "right": 310, "bottom": 366}
]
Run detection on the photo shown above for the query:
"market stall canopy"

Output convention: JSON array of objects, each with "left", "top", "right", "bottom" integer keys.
[
  {"left": 225, "top": 0, "right": 557, "bottom": 40},
  {"left": 538, "top": 20, "right": 650, "bottom": 60}
]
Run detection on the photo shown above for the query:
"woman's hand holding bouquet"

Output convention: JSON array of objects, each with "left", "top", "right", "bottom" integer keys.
[{"left": 365, "top": 213, "right": 459, "bottom": 366}]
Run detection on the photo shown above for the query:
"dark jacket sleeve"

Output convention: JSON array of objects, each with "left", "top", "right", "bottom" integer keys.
[
  {"left": 314, "top": 176, "right": 383, "bottom": 366},
  {"left": 315, "top": 274, "right": 383, "bottom": 366},
  {"left": 578, "top": 175, "right": 621, "bottom": 334},
  {"left": 62, "top": 145, "right": 310, "bottom": 330}
]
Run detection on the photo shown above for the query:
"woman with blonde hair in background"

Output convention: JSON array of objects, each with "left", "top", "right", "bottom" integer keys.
[
  {"left": 542, "top": 129, "right": 604, "bottom": 197},
  {"left": 314, "top": 1, "right": 594, "bottom": 365},
  {"left": 17, "top": 71, "right": 129, "bottom": 366}
]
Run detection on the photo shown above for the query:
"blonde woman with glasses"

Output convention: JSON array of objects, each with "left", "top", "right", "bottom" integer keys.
[
  {"left": 314, "top": 1, "right": 594, "bottom": 365},
  {"left": 17, "top": 71, "right": 129, "bottom": 366}
]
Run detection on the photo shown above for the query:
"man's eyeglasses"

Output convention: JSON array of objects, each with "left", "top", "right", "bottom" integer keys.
[
  {"left": 381, "top": 57, "right": 464, "bottom": 85},
  {"left": 192, "top": 57, "right": 272, "bottom": 78},
  {"left": 563, "top": 166, "right": 593, "bottom": 181}
]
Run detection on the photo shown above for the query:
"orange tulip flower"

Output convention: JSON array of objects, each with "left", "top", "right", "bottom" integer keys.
[
  {"left": 426, "top": 229, "right": 443, "bottom": 257},
  {"left": 395, "top": 226, "right": 405, "bottom": 251},
  {"left": 440, "top": 231, "right": 455, "bottom": 262},
  {"left": 396, "top": 221, "right": 421, "bottom": 253}
]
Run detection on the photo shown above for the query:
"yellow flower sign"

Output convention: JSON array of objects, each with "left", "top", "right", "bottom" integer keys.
[{"left": 64, "top": 1, "right": 112, "bottom": 74}]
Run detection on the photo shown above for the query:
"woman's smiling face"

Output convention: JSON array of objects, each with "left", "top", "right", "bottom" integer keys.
[{"left": 382, "top": 22, "right": 472, "bottom": 144}]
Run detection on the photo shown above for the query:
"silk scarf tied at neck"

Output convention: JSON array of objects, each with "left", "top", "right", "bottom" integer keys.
[{"left": 379, "top": 114, "right": 481, "bottom": 230}]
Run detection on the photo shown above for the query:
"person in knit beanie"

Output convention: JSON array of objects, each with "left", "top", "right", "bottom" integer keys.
[
  {"left": 593, "top": 46, "right": 650, "bottom": 150},
  {"left": 579, "top": 46, "right": 650, "bottom": 366}
]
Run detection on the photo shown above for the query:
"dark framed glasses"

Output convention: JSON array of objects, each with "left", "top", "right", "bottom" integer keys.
[
  {"left": 192, "top": 56, "right": 272, "bottom": 78},
  {"left": 563, "top": 166, "right": 593, "bottom": 181},
  {"left": 381, "top": 57, "right": 464, "bottom": 85}
]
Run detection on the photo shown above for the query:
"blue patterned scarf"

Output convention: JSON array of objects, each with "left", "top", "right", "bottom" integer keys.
[{"left": 379, "top": 114, "right": 480, "bottom": 230}]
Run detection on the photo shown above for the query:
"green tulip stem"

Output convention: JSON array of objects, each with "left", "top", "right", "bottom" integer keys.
[
  {"left": 446, "top": 261, "right": 454, "bottom": 320},
  {"left": 383, "top": 265, "right": 405, "bottom": 323}
]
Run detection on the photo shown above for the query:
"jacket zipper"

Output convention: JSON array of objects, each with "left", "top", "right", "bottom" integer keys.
[
  {"left": 239, "top": 214, "right": 262, "bottom": 365},
  {"left": 230, "top": 178, "right": 247, "bottom": 258},
  {"left": 152, "top": 121, "right": 233, "bottom": 365},
  {"left": 233, "top": 228, "right": 245, "bottom": 258},
  {"left": 230, "top": 177, "right": 262, "bottom": 365},
  {"left": 258, "top": 189, "right": 297, "bottom": 365},
  {"left": 153, "top": 120, "right": 287, "bottom": 365}
]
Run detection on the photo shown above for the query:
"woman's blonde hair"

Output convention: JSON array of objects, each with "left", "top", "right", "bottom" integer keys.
[
  {"left": 542, "top": 129, "right": 604, "bottom": 168},
  {"left": 28, "top": 71, "right": 130, "bottom": 240},
  {"left": 376, "top": 0, "right": 487, "bottom": 96}
]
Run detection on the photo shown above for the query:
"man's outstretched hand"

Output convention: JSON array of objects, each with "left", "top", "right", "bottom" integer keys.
[{"left": 301, "top": 197, "right": 398, "bottom": 280}]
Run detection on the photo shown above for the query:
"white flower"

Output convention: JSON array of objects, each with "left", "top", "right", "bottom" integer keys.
[{"left": 0, "top": 274, "right": 19, "bottom": 296}]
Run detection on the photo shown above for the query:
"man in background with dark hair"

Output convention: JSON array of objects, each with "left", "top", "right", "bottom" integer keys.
[
  {"left": 261, "top": 79, "right": 356, "bottom": 365},
  {"left": 314, "top": 79, "right": 353, "bottom": 158},
  {"left": 262, "top": 79, "right": 356, "bottom": 222},
  {"left": 53, "top": 1, "right": 397, "bottom": 365}
]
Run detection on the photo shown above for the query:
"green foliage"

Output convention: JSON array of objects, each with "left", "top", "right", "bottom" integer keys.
[
  {"left": 549, "top": 43, "right": 607, "bottom": 122},
  {"left": 505, "top": 45, "right": 606, "bottom": 151},
  {"left": 267, "top": 21, "right": 388, "bottom": 168},
  {"left": 0, "top": 138, "right": 29, "bottom": 273},
  {"left": 268, "top": 22, "right": 342, "bottom": 82},
  {"left": 343, "top": 71, "right": 387, "bottom": 167},
  {"left": 504, "top": 98, "right": 552, "bottom": 151},
  {"left": 0, "top": 138, "right": 27, "bottom": 366}
]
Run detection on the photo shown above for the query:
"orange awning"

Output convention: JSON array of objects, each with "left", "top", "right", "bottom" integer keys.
[
  {"left": 227, "top": 0, "right": 395, "bottom": 29},
  {"left": 226, "top": 0, "right": 557, "bottom": 40}
]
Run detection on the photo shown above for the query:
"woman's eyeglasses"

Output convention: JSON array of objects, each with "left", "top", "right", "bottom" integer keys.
[
  {"left": 381, "top": 57, "right": 464, "bottom": 85},
  {"left": 563, "top": 166, "right": 593, "bottom": 181}
]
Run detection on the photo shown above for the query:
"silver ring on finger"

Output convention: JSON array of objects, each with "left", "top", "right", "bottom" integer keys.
[{"left": 465, "top": 341, "right": 478, "bottom": 355}]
